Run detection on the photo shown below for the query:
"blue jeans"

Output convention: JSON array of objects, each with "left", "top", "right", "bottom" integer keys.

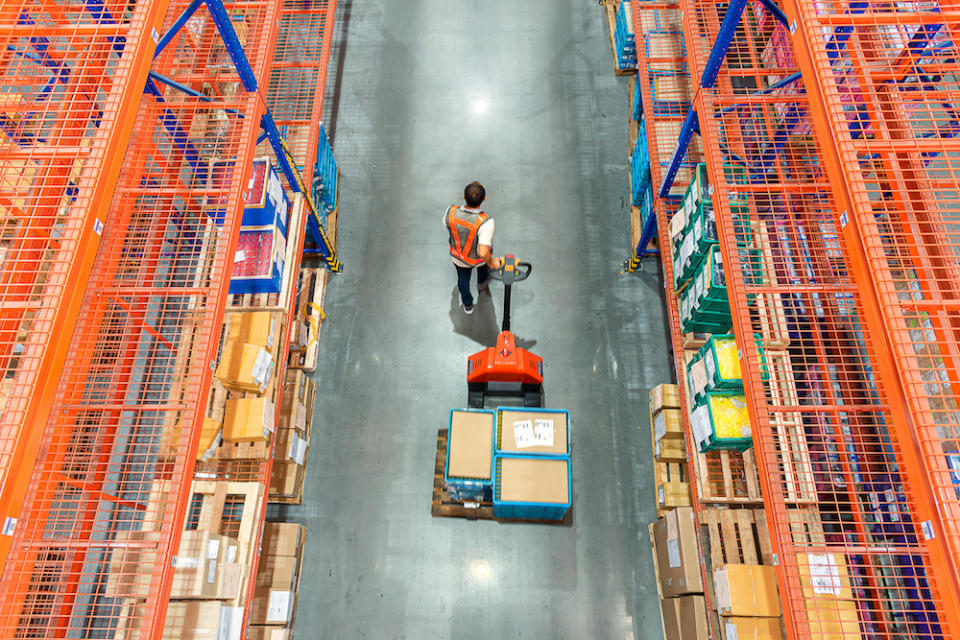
[{"left": 455, "top": 264, "right": 489, "bottom": 307}]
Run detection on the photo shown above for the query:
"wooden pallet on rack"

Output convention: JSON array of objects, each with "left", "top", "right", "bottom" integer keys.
[
  {"left": 694, "top": 448, "right": 764, "bottom": 505},
  {"left": 288, "top": 267, "right": 328, "bottom": 373},
  {"left": 604, "top": 0, "right": 636, "bottom": 76}
]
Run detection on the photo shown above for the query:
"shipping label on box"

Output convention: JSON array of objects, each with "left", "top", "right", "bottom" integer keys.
[{"left": 713, "top": 564, "right": 781, "bottom": 617}]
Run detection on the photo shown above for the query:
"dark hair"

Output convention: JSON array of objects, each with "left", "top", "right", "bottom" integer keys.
[{"left": 464, "top": 181, "right": 485, "bottom": 208}]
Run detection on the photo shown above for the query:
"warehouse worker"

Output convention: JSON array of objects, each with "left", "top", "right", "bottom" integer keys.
[{"left": 445, "top": 181, "right": 503, "bottom": 315}]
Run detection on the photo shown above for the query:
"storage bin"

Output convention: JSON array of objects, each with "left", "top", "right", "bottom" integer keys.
[
  {"left": 493, "top": 455, "right": 571, "bottom": 521},
  {"left": 444, "top": 409, "right": 496, "bottom": 502},
  {"left": 690, "top": 391, "right": 753, "bottom": 452},
  {"left": 496, "top": 407, "right": 570, "bottom": 457}
]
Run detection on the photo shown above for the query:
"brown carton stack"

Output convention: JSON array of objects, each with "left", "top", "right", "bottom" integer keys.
[
  {"left": 269, "top": 371, "right": 315, "bottom": 504},
  {"left": 713, "top": 564, "right": 784, "bottom": 639},
  {"left": 216, "top": 311, "right": 278, "bottom": 395},
  {"left": 796, "top": 553, "right": 862, "bottom": 640},
  {"left": 250, "top": 522, "right": 306, "bottom": 634},
  {"left": 651, "top": 507, "right": 709, "bottom": 640},
  {"left": 649, "top": 384, "right": 691, "bottom": 513}
]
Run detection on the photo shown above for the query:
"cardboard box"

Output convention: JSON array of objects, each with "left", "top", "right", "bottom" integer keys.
[
  {"left": 105, "top": 531, "right": 161, "bottom": 597},
  {"left": 713, "top": 564, "right": 781, "bottom": 617},
  {"left": 654, "top": 408, "right": 684, "bottom": 443},
  {"left": 275, "top": 427, "right": 308, "bottom": 464},
  {"left": 658, "top": 480, "right": 691, "bottom": 509},
  {"left": 250, "top": 587, "right": 294, "bottom": 625},
  {"left": 223, "top": 396, "right": 275, "bottom": 443},
  {"left": 688, "top": 358, "right": 708, "bottom": 400},
  {"left": 497, "top": 456, "right": 570, "bottom": 504},
  {"left": 721, "top": 616, "right": 783, "bottom": 640},
  {"left": 795, "top": 553, "right": 854, "bottom": 600},
  {"left": 162, "top": 601, "right": 222, "bottom": 640},
  {"left": 677, "top": 595, "right": 710, "bottom": 639},
  {"left": 216, "top": 340, "right": 274, "bottom": 394},
  {"left": 497, "top": 410, "right": 569, "bottom": 455},
  {"left": 171, "top": 530, "right": 242, "bottom": 600},
  {"left": 804, "top": 597, "right": 862, "bottom": 639},
  {"left": 653, "top": 507, "right": 703, "bottom": 597},
  {"left": 661, "top": 597, "right": 682, "bottom": 640},
  {"left": 650, "top": 383, "right": 682, "bottom": 416},
  {"left": 246, "top": 628, "right": 290, "bottom": 640},
  {"left": 270, "top": 461, "right": 305, "bottom": 498},
  {"left": 448, "top": 410, "right": 494, "bottom": 481},
  {"left": 655, "top": 436, "right": 687, "bottom": 462},
  {"left": 226, "top": 311, "right": 276, "bottom": 351},
  {"left": 256, "top": 555, "right": 298, "bottom": 591},
  {"left": 261, "top": 522, "right": 303, "bottom": 558},
  {"left": 160, "top": 417, "right": 222, "bottom": 461}
]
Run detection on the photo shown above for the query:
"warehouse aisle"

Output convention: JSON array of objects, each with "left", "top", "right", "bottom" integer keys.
[{"left": 286, "top": 1, "right": 672, "bottom": 637}]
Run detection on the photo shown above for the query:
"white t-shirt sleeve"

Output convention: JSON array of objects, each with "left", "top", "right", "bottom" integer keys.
[{"left": 476, "top": 218, "right": 495, "bottom": 248}]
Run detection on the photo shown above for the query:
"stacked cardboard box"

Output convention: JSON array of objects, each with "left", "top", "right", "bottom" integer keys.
[
  {"left": 649, "top": 384, "right": 691, "bottom": 513},
  {"left": 651, "top": 508, "right": 709, "bottom": 639},
  {"left": 713, "top": 564, "right": 783, "bottom": 639},
  {"left": 796, "top": 553, "right": 863, "bottom": 640},
  {"left": 250, "top": 522, "right": 306, "bottom": 635},
  {"left": 269, "top": 370, "right": 315, "bottom": 504},
  {"left": 217, "top": 311, "right": 278, "bottom": 399}
]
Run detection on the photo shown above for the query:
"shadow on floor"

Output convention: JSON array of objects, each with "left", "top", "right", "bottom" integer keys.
[{"left": 449, "top": 287, "right": 499, "bottom": 346}]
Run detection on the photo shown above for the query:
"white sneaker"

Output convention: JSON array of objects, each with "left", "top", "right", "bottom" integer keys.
[{"left": 463, "top": 304, "right": 474, "bottom": 315}]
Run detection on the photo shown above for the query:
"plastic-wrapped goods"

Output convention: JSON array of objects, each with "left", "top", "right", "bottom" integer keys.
[
  {"left": 703, "top": 335, "right": 742, "bottom": 391},
  {"left": 690, "top": 392, "right": 753, "bottom": 452},
  {"left": 632, "top": 74, "right": 643, "bottom": 121},
  {"left": 710, "top": 394, "right": 748, "bottom": 439},
  {"left": 614, "top": 0, "right": 637, "bottom": 69}
]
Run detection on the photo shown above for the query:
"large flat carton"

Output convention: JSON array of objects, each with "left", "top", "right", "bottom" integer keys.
[
  {"left": 216, "top": 340, "right": 274, "bottom": 394},
  {"left": 226, "top": 311, "right": 277, "bottom": 351},
  {"left": 223, "top": 396, "right": 275, "bottom": 443},
  {"left": 677, "top": 595, "right": 710, "bottom": 639},
  {"left": 660, "top": 597, "right": 682, "bottom": 640},
  {"left": 650, "top": 383, "right": 682, "bottom": 416},
  {"left": 246, "top": 628, "right": 290, "bottom": 640},
  {"left": 804, "top": 597, "right": 862, "bottom": 640},
  {"left": 795, "top": 553, "right": 855, "bottom": 600},
  {"left": 497, "top": 409, "right": 569, "bottom": 455},
  {"left": 653, "top": 507, "right": 703, "bottom": 597},
  {"left": 255, "top": 555, "right": 298, "bottom": 591},
  {"left": 654, "top": 408, "right": 684, "bottom": 445},
  {"left": 250, "top": 586, "right": 295, "bottom": 626},
  {"left": 713, "top": 564, "right": 781, "bottom": 617},
  {"left": 261, "top": 522, "right": 303, "bottom": 558},
  {"left": 721, "top": 616, "right": 783, "bottom": 640},
  {"left": 274, "top": 427, "right": 308, "bottom": 464},
  {"left": 447, "top": 410, "right": 495, "bottom": 483},
  {"left": 171, "top": 530, "right": 242, "bottom": 600},
  {"left": 162, "top": 601, "right": 243, "bottom": 640}
]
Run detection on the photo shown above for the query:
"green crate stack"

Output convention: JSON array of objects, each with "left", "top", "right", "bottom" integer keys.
[
  {"left": 671, "top": 163, "right": 717, "bottom": 292},
  {"left": 689, "top": 390, "right": 753, "bottom": 452},
  {"left": 680, "top": 245, "right": 732, "bottom": 334}
]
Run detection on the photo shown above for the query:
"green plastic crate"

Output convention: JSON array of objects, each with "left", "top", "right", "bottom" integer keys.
[
  {"left": 689, "top": 391, "right": 753, "bottom": 452},
  {"left": 700, "top": 334, "right": 743, "bottom": 391}
]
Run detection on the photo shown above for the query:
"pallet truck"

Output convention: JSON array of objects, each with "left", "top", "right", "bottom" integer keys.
[{"left": 467, "top": 254, "right": 544, "bottom": 408}]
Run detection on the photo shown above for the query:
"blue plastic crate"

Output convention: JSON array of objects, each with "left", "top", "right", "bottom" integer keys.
[
  {"left": 444, "top": 409, "right": 496, "bottom": 502},
  {"left": 496, "top": 407, "right": 571, "bottom": 457},
  {"left": 631, "top": 75, "right": 643, "bottom": 121},
  {"left": 229, "top": 225, "right": 285, "bottom": 295},
  {"left": 311, "top": 122, "right": 338, "bottom": 220},
  {"left": 614, "top": 0, "right": 637, "bottom": 69},
  {"left": 493, "top": 455, "right": 572, "bottom": 521}
]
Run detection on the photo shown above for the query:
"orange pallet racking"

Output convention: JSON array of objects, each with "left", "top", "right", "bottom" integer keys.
[
  {"left": 0, "top": 0, "right": 343, "bottom": 635},
  {"left": 634, "top": 0, "right": 960, "bottom": 635},
  {"left": 0, "top": 0, "right": 171, "bottom": 574}
]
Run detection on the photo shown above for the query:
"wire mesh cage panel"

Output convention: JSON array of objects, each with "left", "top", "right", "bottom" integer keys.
[
  {"left": 0, "top": 0, "right": 283, "bottom": 637},
  {"left": 0, "top": 0, "right": 171, "bottom": 566},
  {"left": 676, "top": 0, "right": 960, "bottom": 634}
]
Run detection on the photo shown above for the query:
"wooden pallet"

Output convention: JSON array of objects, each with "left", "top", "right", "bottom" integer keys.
[
  {"left": 695, "top": 448, "right": 764, "bottom": 505},
  {"left": 604, "top": 0, "right": 636, "bottom": 76},
  {"left": 430, "top": 429, "right": 572, "bottom": 525},
  {"left": 287, "top": 267, "right": 327, "bottom": 373}
]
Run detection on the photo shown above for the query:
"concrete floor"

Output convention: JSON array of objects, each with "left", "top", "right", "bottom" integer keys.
[{"left": 276, "top": 1, "right": 672, "bottom": 637}]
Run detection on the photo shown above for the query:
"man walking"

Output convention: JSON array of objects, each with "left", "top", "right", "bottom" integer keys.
[{"left": 444, "top": 181, "right": 502, "bottom": 315}]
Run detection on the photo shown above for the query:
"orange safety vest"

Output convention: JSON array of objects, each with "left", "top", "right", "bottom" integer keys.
[{"left": 445, "top": 205, "right": 490, "bottom": 266}]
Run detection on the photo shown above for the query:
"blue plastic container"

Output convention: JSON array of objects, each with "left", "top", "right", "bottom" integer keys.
[
  {"left": 444, "top": 409, "right": 496, "bottom": 502},
  {"left": 493, "top": 454, "right": 572, "bottom": 521},
  {"left": 495, "top": 407, "right": 571, "bottom": 458},
  {"left": 242, "top": 158, "right": 289, "bottom": 235}
]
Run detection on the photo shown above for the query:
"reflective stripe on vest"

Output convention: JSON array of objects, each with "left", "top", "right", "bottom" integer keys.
[{"left": 446, "top": 205, "right": 489, "bottom": 266}]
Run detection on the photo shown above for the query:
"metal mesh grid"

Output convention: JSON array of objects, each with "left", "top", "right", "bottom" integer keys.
[
  {"left": 0, "top": 0, "right": 282, "bottom": 636},
  {"left": 0, "top": 0, "right": 170, "bottom": 553},
  {"left": 262, "top": 0, "right": 337, "bottom": 181},
  {"left": 674, "top": 0, "right": 958, "bottom": 634},
  {"left": 790, "top": 0, "right": 960, "bottom": 618}
]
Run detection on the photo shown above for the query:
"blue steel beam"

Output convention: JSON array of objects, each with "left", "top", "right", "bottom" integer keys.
[
  {"left": 154, "top": 0, "right": 204, "bottom": 59},
  {"left": 148, "top": 71, "right": 246, "bottom": 119}
]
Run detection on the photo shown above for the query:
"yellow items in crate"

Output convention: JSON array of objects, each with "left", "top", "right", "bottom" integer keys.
[
  {"left": 709, "top": 394, "right": 749, "bottom": 439},
  {"left": 713, "top": 337, "right": 742, "bottom": 381}
]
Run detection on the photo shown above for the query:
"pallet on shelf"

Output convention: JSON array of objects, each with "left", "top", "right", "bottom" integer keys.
[
  {"left": 604, "top": 0, "right": 636, "bottom": 76},
  {"left": 288, "top": 267, "right": 328, "bottom": 373},
  {"left": 694, "top": 448, "right": 764, "bottom": 505},
  {"left": 430, "top": 428, "right": 572, "bottom": 525}
]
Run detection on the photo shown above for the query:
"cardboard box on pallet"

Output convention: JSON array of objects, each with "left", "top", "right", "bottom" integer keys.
[
  {"left": 160, "top": 417, "right": 222, "bottom": 461},
  {"left": 655, "top": 436, "right": 687, "bottom": 462},
  {"left": 796, "top": 553, "right": 862, "bottom": 640},
  {"left": 274, "top": 427, "right": 308, "bottom": 464},
  {"left": 713, "top": 564, "right": 781, "bottom": 617},
  {"left": 216, "top": 340, "right": 274, "bottom": 395},
  {"left": 227, "top": 311, "right": 277, "bottom": 351},
  {"left": 720, "top": 616, "right": 783, "bottom": 640},
  {"left": 250, "top": 587, "right": 295, "bottom": 626},
  {"left": 653, "top": 507, "right": 703, "bottom": 597},
  {"left": 658, "top": 479, "right": 692, "bottom": 509},
  {"left": 261, "top": 522, "right": 304, "bottom": 558},
  {"left": 162, "top": 601, "right": 243, "bottom": 640},
  {"left": 171, "top": 530, "right": 243, "bottom": 600},
  {"left": 223, "top": 396, "right": 275, "bottom": 443},
  {"left": 246, "top": 628, "right": 290, "bottom": 640},
  {"left": 662, "top": 595, "right": 710, "bottom": 640},
  {"left": 653, "top": 408, "right": 684, "bottom": 444},
  {"left": 650, "top": 383, "right": 681, "bottom": 416},
  {"left": 803, "top": 597, "right": 862, "bottom": 639},
  {"left": 270, "top": 461, "right": 305, "bottom": 500}
]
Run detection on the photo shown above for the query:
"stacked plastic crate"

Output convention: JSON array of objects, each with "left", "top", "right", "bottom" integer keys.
[
  {"left": 613, "top": 0, "right": 637, "bottom": 70},
  {"left": 311, "top": 123, "right": 338, "bottom": 227}
]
